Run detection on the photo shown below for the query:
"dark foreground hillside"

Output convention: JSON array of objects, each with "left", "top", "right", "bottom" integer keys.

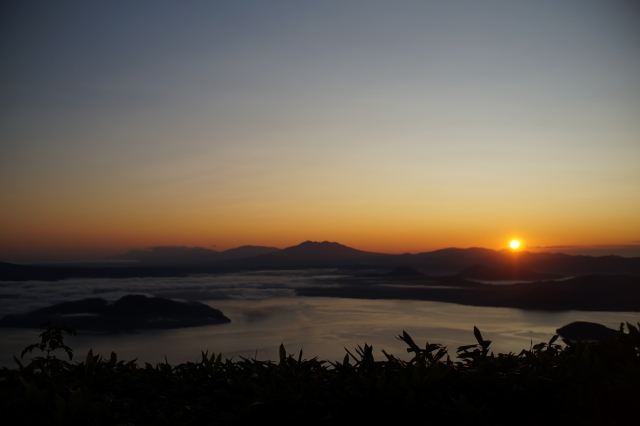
[{"left": 1, "top": 324, "right": 639, "bottom": 425}]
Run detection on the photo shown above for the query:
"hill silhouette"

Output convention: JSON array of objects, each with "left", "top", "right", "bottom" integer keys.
[
  {"left": 297, "top": 274, "right": 640, "bottom": 312},
  {"left": 556, "top": 321, "right": 618, "bottom": 341},
  {"left": 110, "top": 245, "right": 279, "bottom": 266},
  {"left": 0, "top": 294, "right": 230, "bottom": 331},
  {"left": 383, "top": 266, "right": 432, "bottom": 280},
  {"left": 223, "top": 241, "right": 393, "bottom": 268},
  {"left": 218, "top": 245, "right": 280, "bottom": 260},
  {"left": 275, "top": 241, "right": 384, "bottom": 258},
  {"left": 456, "top": 264, "right": 561, "bottom": 281},
  {"left": 110, "top": 246, "right": 220, "bottom": 265},
  {"left": 404, "top": 248, "right": 640, "bottom": 276}
]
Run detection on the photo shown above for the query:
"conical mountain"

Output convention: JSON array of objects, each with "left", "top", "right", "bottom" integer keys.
[{"left": 274, "top": 241, "right": 385, "bottom": 259}]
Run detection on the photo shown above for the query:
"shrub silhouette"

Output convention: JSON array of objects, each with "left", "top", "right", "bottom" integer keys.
[{"left": 2, "top": 322, "right": 639, "bottom": 425}]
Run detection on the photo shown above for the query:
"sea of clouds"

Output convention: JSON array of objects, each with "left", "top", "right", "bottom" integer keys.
[{"left": 0, "top": 269, "right": 348, "bottom": 316}]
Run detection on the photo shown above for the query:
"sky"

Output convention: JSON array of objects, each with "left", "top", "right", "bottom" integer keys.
[{"left": 1, "top": 0, "right": 639, "bottom": 262}]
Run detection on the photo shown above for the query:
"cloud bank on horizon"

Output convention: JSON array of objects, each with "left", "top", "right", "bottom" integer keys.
[
  {"left": 0, "top": 270, "right": 337, "bottom": 316},
  {"left": 1, "top": 0, "right": 639, "bottom": 262}
]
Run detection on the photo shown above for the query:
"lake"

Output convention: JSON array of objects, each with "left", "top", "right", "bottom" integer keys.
[{"left": 1, "top": 270, "right": 637, "bottom": 366}]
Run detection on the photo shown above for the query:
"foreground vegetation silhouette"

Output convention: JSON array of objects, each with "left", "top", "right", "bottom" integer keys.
[{"left": 2, "top": 323, "right": 639, "bottom": 425}]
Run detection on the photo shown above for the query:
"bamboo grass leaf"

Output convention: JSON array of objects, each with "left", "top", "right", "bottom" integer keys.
[
  {"left": 212, "top": 353, "right": 222, "bottom": 374},
  {"left": 343, "top": 353, "right": 350, "bottom": 366},
  {"left": 13, "top": 356, "right": 24, "bottom": 371},
  {"left": 85, "top": 349, "right": 95, "bottom": 375},
  {"left": 376, "top": 370, "right": 387, "bottom": 393},
  {"left": 67, "top": 388, "right": 82, "bottom": 415},
  {"left": 55, "top": 394, "right": 66, "bottom": 417},
  {"left": 18, "top": 376, "right": 30, "bottom": 390},
  {"left": 457, "top": 344, "right": 478, "bottom": 352},
  {"left": 626, "top": 322, "right": 639, "bottom": 336},
  {"left": 398, "top": 330, "right": 420, "bottom": 353},
  {"left": 412, "top": 360, "right": 423, "bottom": 386},
  {"left": 343, "top": 347, "right": 360, "bottom": 366},
  {"left": 473, "top": 326, "right": 487, "bottom": 347},
  {"left": 102, "top": 397, "right": 112, "bottom": 417},
  {"left": 279, "top": 343, "right": 286, "bottom": 365}
]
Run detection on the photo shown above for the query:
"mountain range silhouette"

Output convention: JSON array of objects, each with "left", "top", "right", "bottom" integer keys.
[
  {"left": 110, "top": 245, "right": 280, "bottom": 265},
  {"left": 3, "top": 241, "right": 640, "bottom": 313},
  {"left": 2, "top": 240, "right": 640, "bottom": 281}
]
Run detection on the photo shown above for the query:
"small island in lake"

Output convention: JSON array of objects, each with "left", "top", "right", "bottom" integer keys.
[
  {"left": 556, "top": 321, "right": 618, "bottom": 341},
  {"left": 0, "top": 295, "right": 231, "bottom": 332}
]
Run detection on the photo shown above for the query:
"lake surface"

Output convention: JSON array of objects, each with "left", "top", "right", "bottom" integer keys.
[{"left": 1, "top": 270, "right": 637, "bottom": 366}]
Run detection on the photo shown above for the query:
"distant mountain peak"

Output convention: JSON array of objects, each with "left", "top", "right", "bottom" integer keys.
[
  {"left": 218, "top": 245, "right": 280, "bottom": 260},
  {"left": 300, "top": 240, "right": 343, "bottom": 246},
  {"left": 109, "top": 246, "right": 219, "bottom": 265},
  {"left": 276, "top": 241, "right": 384, "bottom": 258}
]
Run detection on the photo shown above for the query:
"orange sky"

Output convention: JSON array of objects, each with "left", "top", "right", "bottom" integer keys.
[{"left": 1, "top": 175, "right": 638, "bottom": 261}]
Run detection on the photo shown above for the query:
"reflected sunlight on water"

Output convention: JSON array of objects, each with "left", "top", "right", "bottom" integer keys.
[
  {"left": 1, "top": 270, "right": 638, "bottom": 366},
  {"left": 1, "top": 296, "right": 637, "bottom": 367}
]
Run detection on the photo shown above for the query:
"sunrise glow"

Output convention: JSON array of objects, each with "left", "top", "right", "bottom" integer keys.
[
  {"left": 510, "top": 240, "right": 521, "bottom": 250},
  {"left": 0, "top": 2, "right": 638, "bottom": 264}
]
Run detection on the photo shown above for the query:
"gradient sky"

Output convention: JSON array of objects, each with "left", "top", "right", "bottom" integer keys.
[{"left": 1, "top": 0, "right": 639, "bottom": 262}]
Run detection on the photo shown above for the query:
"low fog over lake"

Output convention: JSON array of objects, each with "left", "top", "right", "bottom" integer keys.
[{"left": 1, "top": 270, "right": 636, "bottom": 366}]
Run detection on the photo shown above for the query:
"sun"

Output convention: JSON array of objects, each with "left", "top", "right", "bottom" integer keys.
[{"left": 509, "top": 240, "right": 521, "bottom": 249}]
